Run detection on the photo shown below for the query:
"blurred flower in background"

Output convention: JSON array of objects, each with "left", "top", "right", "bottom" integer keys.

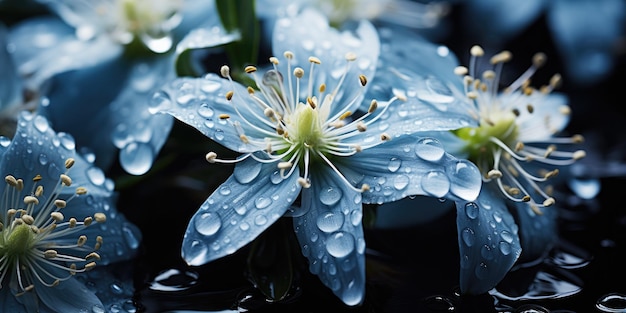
[
  {"left": 5, "top": 0, "right": 238, "bottom": 174},
  {"left": 0, "top": 112, "right": 142, "bottom": 312}
]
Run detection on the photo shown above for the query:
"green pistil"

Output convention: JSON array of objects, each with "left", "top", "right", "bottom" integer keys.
[
  {"left": 3, "top": 224, "right": 35, "bottom": 257},
  {"left": 454, "top": 117, "right": 519, "bottom": 166}
]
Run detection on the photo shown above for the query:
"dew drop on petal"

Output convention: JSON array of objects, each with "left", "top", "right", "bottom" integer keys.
[
  {"left": 149, "top": 91, "right": 172, "bottom": 113},
  {"left": 120, "top": 142, "right": 154, "bottom": 175},
  {"left": 481, "top": 244, "right": 494, "bottom": 260},
  {"left": 122, "top": 225, "right": 140, "bottom": 249},
  {"left": 417, "top": 76, "right": 454, "bottom": 104},
  {"left": 255, "top": 196, "right": 272, "bottom": 209},
  {"left": 387, "top": 158, "right": 401, "bottom": 172},
  {"left": 194, "top": 212, "right": 222, "bottom": 236},
  {"left": 326, "top": 231, "right": 355, "bottom": 258},
  {"left": 393, "top": 175, "right": 409, "bottom": 190},
  {"left": 316, "top": 212, "right": 345, "bottom": 233},
  {"left": 235, "top": 205, "right": 247, "bottom": 215},
  {"left": 57, "top": 132, "right": 76, "bottom": 150},
  {"left": 200, "top": 80, "right": 220, "bottom": 93},
  {"left": 448, "top": 160, "right": 481, "bottom": 201},
  {"left": 142, "top": 34, "right": 173, "bottom": 54},
  {"left": 218, "top": 186, "right": 231, "bottom": 195},
  {"left": 254, "top": 214, "right": 267, "bottom": 226},
  {"left": 350, "top": 210, "right": 362, "bottom": 227},
  {"left": 415, "top": 137, "right": 445, "bottom": 161},
  {"left": 320, "top": 186, "right": 342, "bottom": 206},
  {"left": 0, "top": 137, "right": 10, "bottom": 147},
  {"left": 270, "top": 170, "right": 283, "bottom": 184},
  {"left": 461, "top": 227, "right": 475, "bottom": 247},
  {"left": 233, "top": 162, "right": 262, "bottom": 184},
  {"left": 86, "top": 166, "right": 106, "bottom": 186},
  {"left": 421, "top": 170, "right": 450, "bottom": 198},
  {"left": 464, "top": 202, "right": 479, "bottom": 219},
  {"left": 499, "top": 241, "right": 511, "bottom": 255},
  {"left": 185, "top": 240, "right": 209, "bottom": 266},
  {"left": 38, "top": 153, "right": 48, "bottom": 165},
  {"left": 33, "top": 115, "right": 49, "bottom": 132},
  {"left": 197, "top": 103, "right": 215, "bottom": 118}
]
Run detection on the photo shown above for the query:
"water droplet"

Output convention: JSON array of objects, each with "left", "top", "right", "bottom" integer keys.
[
  {"left": 240, "top": 222, "right": 250, "bottom": 231},
  {"left": 421, "top": 170, "right": 450, "bottom": 198},
  {"left": 424, "top": 295, "right": 456, "bottom": 312},
  {"left": 122, "top": 226, "right": 140, "bottom": 249},
  {"left": 255, "top": 196, "right": 272, "bottom": 209},
  {"left": 37, "top": 153, "right": 48, "bottom": 165},
  {"left": 461, "top": 227, "right": 475, "bottom": 247},
  {"left": 393, "top": 175, "right": 409, "bottom": 190},
  {"left": 91, "top": 305, "right": 105, "bottom": 313},
  {"left": 481, "top": 244, "right": 494, "bottom": 260},
  {"left": 86, "top": 166, "right": 106, "bottom": 186},
  {"left": 501, "top": 230, "right": 514, "bottom": 243},
  {"left": 316, "top": 212, "right": 345, "bottom": 233},
  {"left": 197, "top": 103, "right": 215, "bottom": 118},
  {"left": 235, "top": 205, "right": 247, "bottom": 215},
  {"left": 320, "top": 186, "right": 342, "bottom": 206},
  {"left": 270, "top": 170, "right": 283, "bottom": 184},
  {"left": 120, "top": 142, "right": 154, "bottom": 175},
  {"left": 417, "top": 76, "right": 454, "bottom": 104},
  {"left": 142, "top": 33, "right": 173, "bottom": 53},
  {"left": 415, "top": 137, "right": 444, "bottom": 161},
  {"left": 194, "top": 212, "right": 222, "bottom": 236},
  {"left": 233, "top": 161, "right": 262, "bottom": 184},
  {"left": 387, "top": 158, "right": 401, "bottom": 172},
  {"left": 448, "top": 160, "right": 481, "bottom": 201},
  {"left": 499, "top": 241, "right": 511, "bottom": 255},
  {"left": 200, "top": 80, "right": 220, "bottom": 93},
  {"left": 57, "top": 132, "right": 76, "bottom": 150},
  {"left": 326, "top": 231, "right": 355, "bottom": 258},
  {"left": 149, "top": 91, "right": 172, "bottom": 113},
  {"left": 33, "top": 115, "right": 49, "bottom": 132},
  {"left": 0, "top": 137, "right": 10, "bottom": 147},
  {"left": 596, "top": 293, "right": 626, "bottom": 312},
  {"left": 215, "top": 129, "right": 225, "bottom": 141},
  {"left": 219, "top": 186, "right": 231, "bottom": 195},
  {"left": 350, "top": 210, "right": 362, "bottom": 226},
  {"left": 254, "top": 214, "right": 267, "bottom": 226},
  {"left": 149, "top": 268, "right": 199, "bottom": 292},
  {"left": 464, "top": 202, "right": 479, "bottom": 219}
]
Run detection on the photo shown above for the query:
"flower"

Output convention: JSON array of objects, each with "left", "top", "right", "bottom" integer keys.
[
  {"left": 459, "top": 0, "right": 626, "bottom": 85},
  {"left": 151, "top": 8, "right": 482, "bottom": 305},
  {"left": 7, "top": 0, "right": 238, "bottom": 174},
  {"left": 0, "top": 111, "right": 142, "bottom": 312}
]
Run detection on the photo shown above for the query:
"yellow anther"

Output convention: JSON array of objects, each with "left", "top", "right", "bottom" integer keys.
[
  {"left": 219, "top": 114, "right": 230, "bottom": 119},
  {"left": 284, "top": 51, "right": 294, "bottom": 59},
  {"left": 526, "top": 104, "right": 534, "bottom": 114},
  {"left": 297, "top": 177, "right": 311, "bottom": 188},
  {"left": 573, "top": 150, "right": 586, "bottom": 160},
  {"left": 225, "top": 90, "right": 234, "bottom": 101},
  {"left": 32, "top": 174, "right": 42, "bottom": 182},
  {"left": 482, "top": 70, "right": 496, "bottom": 80},
  {"left": 84, "top": 217, "right": 93, "bottom": 226},
  {"left": 55, "top": 199, "right": 67, "bottom": 208},
  {"left": 94, "top": 212, "right": 106, "bottom": 223},
  {"left": 360, "top": 184, "right": 370, "bottom": 192},
  {"left": 532, "top": 52, "right": 547, "bottom": 67},
  {"left": 454, "top": 66, "right": 468, "bottom": 76},
  {"left": 44, "top": 250, "right": 58, "bottom": 259},
  {"left": 77, "top": 235, "right": 87, "bottom": 246},
  {"left": 65, "top": 158, "right": 75, "bottom": 169},
  {"left": 24, "top": 196, "right": 39, "bottom": 205},
  {"left": 21, "top": 214, "right": 34, "bottom": 225},
  {"left": 572, "top": 134, "right": 584, "bottom": 143},
  {"left": 487, "top": 169, "right": 502, "bottom": 179},
  {"left": 307, "top": 97, "right": 317, "bottom": 109},
  {"left": 368, "top": 99, "right": 378, "bottom": 113},
  {"left": 319, "top": 83, "right": 326, "bottom": 93},
  {"left": 359, "top": 75, "right": 367, "bottom": 86},
  {"left": 380, "top": 133, "right": 391, "bottom": 141},
  {"left": 522, "top": 195, "right": 531, "bottom": 202},
  {"left": 550, "top": 73, "right": 562, "bottom": 88},
  {"left": 544, "top": 169, "right": 559, "bottom": 179},
  {"left": 247, "top": 86, "right": 255, "bottom": 94},
  {"left": 308, "top": 56, "right": 321, "bottom": 64},
  {"left": 244, "top": 65, "right": 257, "bottom": 73},
  {"left": 294, "top": 67, "right": 304, "bottom": 78},
  {"left": 95, "top": 236, "right": 103, "bottom": 250},
  {"left": 76, "top": 187, "right": 87, "bottom": 195},
  {"left": 356, "top": 121, "right": 367, "bottom": 132},
  {"left": 278, "top": 162, "right": 292, "bottom": 169},
  {"left": 35, "top": 185, "right": 43, "bottom": 197},
  {"left": 543, "top": 197, "right": 555, "bottom": 207},
  {"left": 467, "top": 91, "right": 478, "bottom": 99},
  {"left": 240, "top": 134, "right": 250, "bottom": 144},
  {"left": 85, "top": 262, "right": 97, "bottom": 271},
  {"left": 515, "top": 142, "right": 524, "bottom": 152},
  {"left": 512, "top": 108, "right": 521, "bottom": 117},
  {"left": 269, "top": 56, "right": 279, "bottom": 64},
  {"left": 60, "top": 174, "right": 72, "bottom": 186},
  {"left": 490, "top": 50, "right": 512, "bottom": 64},
  {"left": 339, "top": 111, "right": 352, "bottom": 120},
  {"left": 220, "top": 65, "right": 230, "bottom": 78},
  {"left": 85, "top": 252, "right": 101, "bottom": 260},
  {"left": 51, "top": 212, "right": 64, "bottom": 222},
  {"left": 470, "top": 45, "right": 484, "bottom": 57},
  {"left": 206, "top": 152, "right": 217, "bottom": 163},
  {"left": 5, "top": 175, "right": 17, "bottom": 186}
]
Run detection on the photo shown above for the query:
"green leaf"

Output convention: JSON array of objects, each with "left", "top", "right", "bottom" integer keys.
[
  {"left": 246, "top": 219, "right": 294, "bottom": 302},
  {"left": 216, "top": 0, "right": 260, "bottom": 77}
]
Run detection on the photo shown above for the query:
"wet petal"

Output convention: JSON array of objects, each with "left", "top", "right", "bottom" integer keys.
[
  {"left": 456, "top": 186, "right": 522, "bottom": 295},
  {"left": 505, "top": 92, "right": 570, "bottom": 142},
  {"left": 272, "top": 8, "right": 380, "bottom": 116},
  {"left": 36, "top": 275, "right": 103, "bottom": 312},
  {"left": 0, "top": 23, "right": 22, "bottom": 112},
  {"left": 293, "top": 170, "right": 366, "bottom": 306},
  {"left": 513, "top": 200, "right": 558, "bottom": 263},
  {"left": 181, "top": 158, "right": 301, "bottom": 266},
  {"left": 175, "top": 5, "right": 240, "bottom": 54},
  {"left": 340, "top": 134, "right": 482, "bottom": 203},
  {"left": 154, "top": 74, "right": 269, "bottom": 153}
]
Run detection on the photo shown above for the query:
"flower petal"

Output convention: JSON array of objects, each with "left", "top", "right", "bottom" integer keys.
[
  {"left": 154, "top": 74, "right": 270, "bottom": 154},
  {"left": 271, "top": 8, "right": 380, "bottom": 116},
  {"left": 513, "top": 200, "right": 558, "bottom": 263},
  {"left": 293, "top": 169, "right": 366, "bottom": 306},
  {"left": 0, "top": 22, "right": 22, "bottom": 112},
  {"left": 505, "top": 92, "right": 570, "bottom": 142},
  {"left": 340, "top": 134, "right": 482, "bottom": 203},
  {"left": 0, "top": 289, "right": 24, "bottom": 313},
  {"left": 36, "top": 275, "right": 104, "bottom": 312},
  {"left": 456, "top": 186, "right": 522, "bottom": 295},
  {"left": 181, "top": 157, "right": 301, "bottom": 266}
]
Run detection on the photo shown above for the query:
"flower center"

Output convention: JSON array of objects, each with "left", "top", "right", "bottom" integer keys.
[{"left": 0, "top": 159, "right": 106, "bottom": 295}]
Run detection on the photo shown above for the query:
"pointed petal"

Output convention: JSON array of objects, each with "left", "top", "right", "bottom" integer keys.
[
  {"left": 506, "top": 92, "right": 570, "bottom": 142},
  {"left": 513, "top": 201, "right": 558, "bottom": 263},
  {"left": 181, "top": 158, "right": 301, "bottom": 266},
  {"left": 340, "top": 134, "right": 482, "bottom": 203},
  {"left": 456, "top": 186, "right": 522, "bottom": 295},
  {"left": 272, "top": 8, "right": 380, "bottom": 116},
  {"left": 0, "top": 22, "right": 22, "bottom": 112},
  {"left": 36, "top": 276, "right": 103, "bottom": 312},
  {"left": 154, "top": 74, "right": 271, "bottom": 154},
  {"left": 293, "top": 170, "right": 366, "bottom": 306}
]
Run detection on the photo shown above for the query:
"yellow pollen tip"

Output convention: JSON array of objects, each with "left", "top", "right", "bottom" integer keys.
[
  {"left": 94, "top": 212, "right": 106, "bottom": 223},
  {"left": 225, "top": 90, "right": 234, "bottom": 101},
  {"left": 269, "top": 56, "right": 279, "bottom": 64},
  {"left": 85, "top": 262, "right": 97, "bottom": 271},
  {"left": 572, "top": 134, "right": 584, "bottom": 143},
  {"left": 220, "top": 65, "right": 230, "bottom": 78},
  {"left": 44, "top": 250, "right": 58, "bottom": 259},
  {"left": 359, "top": 75, "right": 367, "bottom": 86},
  {"left": 454, "top": 66, "right": 468, "bottom": 76},
  {"left": 512, "top": 108, "right": 521, "bottom": 116},
  {"left": 86, "top": 252, "right": 101, "bottom": 260},
  {"left": 543, "top": 197, "right": 556, "bottom": 207},
  {"left": 244, "top": 65, "right": 257, "bottom": 73},
  {"left": 361, "top": 184, "right": 370, "bottom": 192},
  {"left": 526, "top": 104, "right": 534, "bottom": 114},
  {"left": 264, "top": 108, "right": 275, "bottom": 118},
  {"left": 550, "top": 74, "right": 562, "bottom": 88},
  {"left": 205, "top": 152, "right": 217, "bottom": 163},
  {"left": 294, "top": 67, "right": 304, "bottom": 78},
  {"left": 380, "top": 133, "right": 391, "bottom": 141},
  {"left": 284, "top": 51, "right": 294, "bottom": 59},
  {"left": 490, "top": 51, "right": 512, "bottom": 64},
  {"left": 307, "top": 97, "right": 317, "bottom": 109},
  {"left": 33, "top": 174, "right": 42, "bottom": 182},
  {"left": 60, "top": 174, "right": 72, "bottom": 186},
  {"left": 470, "top": 45, "right": 484, "bottom": 57},
  {"left": 5, "top": 175, "right": 17, "bottom": 186},
  {"left": 297, "top": 177, "right": 311, "bottom": 188},
  {"left": 35, "top": 185, "right": 43, "bottom": 197},
  {"left": 21, "top": 214, "right": 34, "bottom": 225},
  {"left": 544, "top": 169, "right": 559, "bottom": 179},
  {"left": 319, "top": 83, "right": 326, "bottom": 93},
  {"left": 76, "top": 187, "right": 87, "bottom": 195},
  {"left": 356, "top": 121, "right": 367, "bottom": 132},
  {"left": 219, "top": 113, "right": 230, "bottom": 119},
  {"left": 247, "top": 86, "right": 255, "bottom": 94},
  {"left": 345, "top": 52, "right": 357, "bottom": 61},
  {"left": 487, "top": 170, "right": 502, "bottom": 179},
  {"left": 55, "top": 199, "right": 67, "bottom": 208},
  {"left": 239, "top": 134, "right": 249, "bottom": 143},
  {"left": 573, "top": 150, "right": 586, "bottom": 160},
  {"left": 65, "top": 158, "right": 75, "bottom": 169},
  {"left": 368, "top": 99, "right": 378, "bottom": 113},
  {"left": 51, "top": 212, "right": 64, "bottom": 222},
  {"left": 24, "top": 196, "right": 39, "bottom": 205},
  {"left": 467, "top": 91, "right": 478, "bottom": 99},
  {"left": 308, "top": 56, "right": 321, "bottom": 64},
  {"left": 339, "top": 111, "right": 352, "bottom": 120},
  {"left": 482, "top": 70, "right": 496, "bottom": 80},
  {"left": 533, "top": 52, "right": 547, "bottom": 67},
  {"left": 77, "top": 235, "right": 87, "bottom": 246},
  {"left": 84, "top": 217, "right": 93, "bottom": 226}
]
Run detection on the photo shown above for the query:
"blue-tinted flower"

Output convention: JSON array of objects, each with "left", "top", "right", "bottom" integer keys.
[
  {"left": 0, "top": 111, "right": 142, "bottom": 312},
  {"left": 7, "top": 0, "right": 238, "bottom": 174},
  {"left": 0, "top": 22, "right": 28, "bottom": 137},
  {"left": 460, "top": 0, "right": 626, "bottom": 85},
  {"left": 152, "top": 8, "right": 481, "bottom": 305}
]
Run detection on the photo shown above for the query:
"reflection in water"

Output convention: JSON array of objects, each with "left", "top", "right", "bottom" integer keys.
[
  {"left": 150, "top": 268, "right": 200, "bottom": 292},
  {"left": 596, "top": 293, "right": 626, "bottom": 313}
]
